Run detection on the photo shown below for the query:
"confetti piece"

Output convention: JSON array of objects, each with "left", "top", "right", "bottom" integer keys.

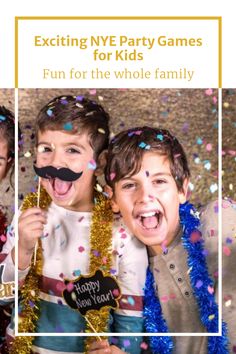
[
  {"left": 110, "top": 172, "right": 116, "bottom": 181},
  {"left": 89, "top": 89, "right": 96, "bottom": 95},
  {"left": 188, "top": 182, "right": 194, "bottom": 191},
  {"left": 207, "top": 286, "right": 214, "bottom": 294},
  {"left": 76, "top": 103, "right": 84, "bottom": 109},
  {"left": 195, "top": 280, "right": 203, "bottom": 288},
  {"left": 95, "top": 183, "right": 103, "bottom": 192},
  {"left": 73, "top": 269, "right": 81, "bottom": 277},
  {"left": 160, "top": 295, "right": 169, "bottom": 303},
  {"left": 226, "top": 237, "right": 232, "bottom": 244},
  {"left": 206, "top": 143, "right": 212, "bottom": 151},
  {"left": 212, "top": 96, "right": 217, "bottom": 104},
  {"left": 24, "top": 151, "right": 32, "bottom": 158},
  {"left": 76, "top": 95, "right": 83, "bottom": 101},
  {"left": 190, "top": 230, "right": 202, "bottom": 243},
  {"left": 223, "top": 246, "right": 231, "bottom": 256},
  {"left": 63, "top": 122, "right": 73, "bottom": 131},
  {"left": 196, "top": 138, "right": 203, "bottom": 145},
  {"left": 225, "top": 299, "right": 231, "bottom": 307},
  {"left": 210, "top": 183, "right": 218, "bottom": 193},
  {"left": 88, "top": 159, "right": 97, "bottom": 170},
  {"left": 66, "top": 283, "right": 74, "bottom": 292},
  {"left": 98, "top": 96, "right": 103, "bottom": 101},
  {"left": 156, "top": 134, "right": 164, "bottom": 141},
  {"left": 208, "top": 314, "right": 215, "bottom": 321},
  {"left": 78, "top": 246, "right": 85, "bottom": 253},
  {"left": 145, "top": 171, "right": 149, "bottom": 177},
  {"left": 223, "top": 102, "right": 229, "bottom": 108},
  {"left": 194, "top": 157, "right": 201, "bottom": 164},
  {"left": 121, "top": 233, "right": 127, "bottom": 239},
  {"left": 47, "top": 109, "right": 53, "bottom": 117},
  {"left": 0, "top": 115, "right": 6, "bottom": 121},
  {"left": 71, "top": 292, "right": 77, "bottom": 301},
  {"left": 204, "top": 161, "right": 211, "bottom": 170},
  {"left": 123, "top": 339, "right": 131, "bottom": 348},
  {"left": 98, "top": 128, "right": 105, "bottom": 134},
  {"left": 140, "top": 342, "right": 148, "bottom": 350},
  {"left": 139, "top": 142, "right": 146, "bottom": 149},
  {"left": 127, "top": 296, "right": 135, "bottom": 306},
  {"left": 78, "top": 216, "right": 84, "bottom": 222},
  {"left": 205, "top": 88, "right": 213, "bottom": 96},
  {"left": 128, "top": 130, "right": 142, "bottom": 137},
  {"left": 92, "top": 250, "right": 100, "bottom": 257},
  {"left": 112, "top": 289, "right": 120, "bottom": 297}
]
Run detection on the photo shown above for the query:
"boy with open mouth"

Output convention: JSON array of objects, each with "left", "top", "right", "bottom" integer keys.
[
  {"left": 89, "top": 126, "right": 229, "bottom": 354},
  {"left": 0, "top": 96, "right": 148, "bottom": 354}
]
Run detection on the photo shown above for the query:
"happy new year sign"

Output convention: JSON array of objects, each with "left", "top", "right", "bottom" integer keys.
[{"left": 63, "top": 269, "right": 121, "bottom": 316}]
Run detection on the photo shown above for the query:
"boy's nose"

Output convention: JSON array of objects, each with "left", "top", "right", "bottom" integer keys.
[
  {"left": 136, "top": 184, "right": 154, "bottom": 204},
  {"left": 51, "top": 150, "right": 65, "bottom": 168}
]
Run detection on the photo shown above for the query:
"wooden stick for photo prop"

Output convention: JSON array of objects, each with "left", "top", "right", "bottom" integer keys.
[
  {"left": 63, "top": 269, "right": 121, "bottom": 337},
  {"left": 33, "top": 177, "right": 41, "bottom": 265}
]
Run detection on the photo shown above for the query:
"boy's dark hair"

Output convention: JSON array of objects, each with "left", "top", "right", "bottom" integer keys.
[
  {"left": 35, "top": 95, "right": 110, "bottom": 157},
  {"left": 0, "top": 106, "right": 15, "bottom": 158},
  {"left": 105, "top": 126, "right": 190, "bottom": 192}
]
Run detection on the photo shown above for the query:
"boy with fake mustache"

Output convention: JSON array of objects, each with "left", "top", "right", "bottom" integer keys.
[{"left": 0, "top": 96, "right": 148, "bottom": 354}]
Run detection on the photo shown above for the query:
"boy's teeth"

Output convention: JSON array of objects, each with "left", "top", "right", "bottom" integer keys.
[{"left": 141, "top": 211, "right": 156, "bottom": 217}]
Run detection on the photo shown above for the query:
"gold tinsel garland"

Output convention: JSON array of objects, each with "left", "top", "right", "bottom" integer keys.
[{"left": 10, "top": 188, "right": 113, "bottom": 354}]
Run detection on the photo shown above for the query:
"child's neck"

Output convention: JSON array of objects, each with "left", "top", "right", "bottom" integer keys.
[{"left": 148, "top": 225, "right": 181, "bottom": 256}]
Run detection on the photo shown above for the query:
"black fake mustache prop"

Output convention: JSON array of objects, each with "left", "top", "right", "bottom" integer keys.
[{"left": 34, "top": 165, "right": 83, "bottom": 182}]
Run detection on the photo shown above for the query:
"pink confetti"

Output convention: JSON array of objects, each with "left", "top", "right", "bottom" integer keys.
[
  {"left": 112, "top": 289, "right": 120, "bottom": 297},
  {"left": 0, "top": 235, "right": 6, "bottom": 242},
  {"left": 78, "top": 246, "right": 85, "bottom": 253},
  {"left": 110, "top": 172, "right": 116, "bottom": 181},
  {"left": 223, "top": 246, "right": 231, "bottom": 256},
  {"left": 102, "top": 257, "right": 107, "bottom": 264},
  {"left": 206, "top": 143, "right": 212, "bottom": 152},
  {"left": 207, "top": 285, "right": 214, "bottom": 294},
  {"left": 140, "top": 342, "right": 148, "bottom": 350},
  {"left": 212, "top": 96, "right": 217, "bottom": 104},
  {"left": 119, "top": 228, "right": 125, "bottom": 233},
  {"left": 121, "top": 233, "right": 127, "bottom": 239},
  {"left": 205, "top": 88, "right": 213, "bottom": 96},
  {"left": 190, "top": 230, "right": 202, "bottom": 243},
  {"left": 66, "top": 282, "right": 74, "bottom": 292},
  {"left": 89, "top": 89, "right": 96, "bottom": 95},
  {"left": 160, "top": 295, "right": 169, "bottom": 303}
]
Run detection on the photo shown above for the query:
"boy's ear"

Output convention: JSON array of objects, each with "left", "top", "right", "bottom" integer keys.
[
  {"left": 179, "top": 178, "right": 189, "bottom": 203},
  {"left": 94, "top": 150, "right": 108, "bottom": 177},
  {"left": 104, "top": 185, "right": 120, "bottom": 213}
]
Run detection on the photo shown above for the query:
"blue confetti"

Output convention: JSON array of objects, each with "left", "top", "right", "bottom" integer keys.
[
  {"left": 47, "top": 109, "right": 53, "bottom": 117},
  {"left": 63, "top": 122, "right": 73, "bottom": 131},
  {"left": 0, "top": 115, "right": 6, "bottom": 121},
  {"left": 156, "top": 134, "right": 164, "bottom": 141}
]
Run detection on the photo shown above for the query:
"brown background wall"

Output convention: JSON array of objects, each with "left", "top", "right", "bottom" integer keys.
[
  {"left": 18, "top": 88, "right": 220, "bottom": 207},
  {"left": 0, "top": 88, "right": 235, "bottom": 213}
]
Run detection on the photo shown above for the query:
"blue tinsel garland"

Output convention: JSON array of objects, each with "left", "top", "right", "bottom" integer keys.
[{"left": 143, "top": 201, "right": 229, "bottom": 354}]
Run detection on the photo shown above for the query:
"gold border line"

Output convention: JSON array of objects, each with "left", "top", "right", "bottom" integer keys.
[{"left": 15, "top": 16, "right": 222, "bottom": 88}]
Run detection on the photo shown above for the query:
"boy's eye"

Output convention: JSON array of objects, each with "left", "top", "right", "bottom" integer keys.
[
  {"left": 153, "top": 179, "right": 166, "bottom": 185},
  {"left": 38, "top": 146, "right": 52, "bottom": 153},
  {"left": 121, "top": 182, "right": 136, "bottom": 190},
  {"left": 67, "top": 148, "right": 81, "bottom": 154}
]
